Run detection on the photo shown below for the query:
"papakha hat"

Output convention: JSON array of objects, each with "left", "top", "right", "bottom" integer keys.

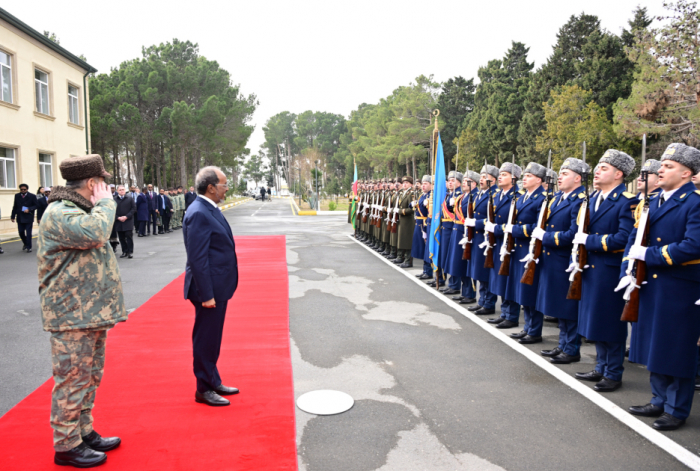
[
  {"left": 60, "top": 154, "right": 111, "bottom": 181},
  {"left": 660, "top": 143, "right": 700, "bottom": 174}
]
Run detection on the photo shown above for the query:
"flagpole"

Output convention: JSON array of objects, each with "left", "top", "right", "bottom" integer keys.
[{"left": 431, "top": 109, "right": 440, "bottom": 290}]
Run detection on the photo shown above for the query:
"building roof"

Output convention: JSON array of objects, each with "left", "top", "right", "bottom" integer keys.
[{"left": 0, "top": 7, "right": 97, "bottom": 73}]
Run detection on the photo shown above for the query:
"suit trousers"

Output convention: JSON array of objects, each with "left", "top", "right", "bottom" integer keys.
[
  {"left": 161, "top": 213, "right": 171, "bottom": 232},
  {"left": 148, "top": 210, "right": 157, "bottom": 234},
  {"left": 650, "top": 372, "right": 696, "bottom": 420},
  {"left": 594, "top": 341, "right": 625, "bottom": 381},
  {"left": 117, "top": 230, "right": 133, "bottom": 254},
  {"left": 138, "top": 221, "right": 147, "bottom": 236},
  {"left": 523, "top": 306, "right": 543, "bottom": 337},
  {"left": 18, "top": 222, "right": 33, "bottom": 249},
  {"left": 478, "top": 281, "right": 496, "bottom": 309},
  {"left": 557, "top": 318, "right": 582, "bottom": 356},
  {"left": 191, "top": 299, "right": 228, "bottom": 393},
  {"left": 500, "top": 299, "right": 520, "bottom": 323},
  {"left": 448, "top": 274, "right": 461, "bottom": 291},
  {"left": 460, "top": 277, "right": 476, "bottom": 299}
]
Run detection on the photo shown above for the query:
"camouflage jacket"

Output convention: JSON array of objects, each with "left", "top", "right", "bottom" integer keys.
[{"left": 37, "top": 187, "right": 128, "bottom": 332}]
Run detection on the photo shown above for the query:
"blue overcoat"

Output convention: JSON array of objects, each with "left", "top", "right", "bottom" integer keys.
[
  {"left": 136, "top": 193, "right": 149, "bottom": 221},
  {"left": 469, "top": 185, "right": 498, "bottom": 282},
  {"left": 535, "top": 186, "right": 584, "bottom": 320},
  {"left": 505, "top": 186, "right": 545, "bottom": 307},
  {"left": 623, "top": 181, "right": 700, "bottom": 378},
  {"left": 438, "top": 189, "right": 461, "bottom": 269},
  {"left": 447, "top": 188, "right": 477, "bottom": 276},
  {"left": 578, "top": 184, "right": 636, "bottom": 343},
  {"left": 411, "top": 192, "right": 430, "bottom": 260},
  {"left": 489, "top": 187, "right": 517, "bottom": 297}
]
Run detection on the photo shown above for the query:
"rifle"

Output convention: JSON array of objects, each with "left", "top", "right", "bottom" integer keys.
[
  {"left": 566, "top": 142, "right": 590, "bottom": 300},
  {"left": 389, "top": 189, "right": 401, "bottom": 233},
  {"left": 375, "top": 190, "right": 385, "bottom": 228},
  {"left": 483, "top": 166, "right": 496, "bottom": 269},
  {"left": 521, "top": 151, "right": 554, "bottom": 285},
  {"left": 361, "top": 191, "right": 370, "bottom": 223},
  {"left": 461, "top": 178, "right": 475, "bottom": 260},
  {"left": 615, "top": 135, "right": 649, "bottom": 322},
  {"left": 498, "top": 155, "right": 518, "bottom": 276}
]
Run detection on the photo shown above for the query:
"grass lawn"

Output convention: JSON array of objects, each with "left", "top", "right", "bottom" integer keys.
[{"left": 298, "top": 199, "right": 351, "bottom": 211}]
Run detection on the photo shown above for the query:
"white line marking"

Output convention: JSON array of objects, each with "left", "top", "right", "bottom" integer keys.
[
  {"left": 17, "top": 310, "right": 29, "bottom": 316},
  {"left": 348, "top": 234, "right": 700, "bottom": 470}
]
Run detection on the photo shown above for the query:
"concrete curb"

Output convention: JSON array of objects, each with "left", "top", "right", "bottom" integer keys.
[{"left": 219, "top": 198, "right": 253, "bottom": 211}]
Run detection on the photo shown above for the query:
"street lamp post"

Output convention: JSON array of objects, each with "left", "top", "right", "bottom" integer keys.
[{"left": 315, "top": 161, "right": 319, "bottom": 211}]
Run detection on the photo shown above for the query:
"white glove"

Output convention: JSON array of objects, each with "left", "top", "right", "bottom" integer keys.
[
  {"left": 410, "top": 201, "right": 416, "bottom": 207},
  {"left": 485, "top": 222, "right": 496, "bottom": 233},
  {"left": 532, "top": 227, "right": 545, "bottom": 241},
  {"left": 465, "top": 218, "right": 476, "bottom": 227},
  {"left": 573, "top": 232, "right": 588, "bottom": 245},
  {"left": 394, "top": 208, "right": 400, "bottom": 214},
  {"left": 449, "top": 197, "right": 455, "bottom": 205},
  {"left": 504, "top": 224, "right": 513, "bottom": 234},
  {"left": 422, "top": 231, "right": 427, "bottom": 240},
  {"left": 629, "top": 245, "right": 647, "bottom": 261}
]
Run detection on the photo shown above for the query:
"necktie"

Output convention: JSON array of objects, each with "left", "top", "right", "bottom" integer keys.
[
  {"left": 659, "top": 194, "right": 666, "bottom": 207},
  {"left": 595, "top": 194, "right": 605, "bottom": 212}
]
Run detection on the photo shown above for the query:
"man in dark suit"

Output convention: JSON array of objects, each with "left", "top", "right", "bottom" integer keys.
[
  {"left": 136, "top": 188, "right": 149, "bottom": 236},
  {"left": 156, "top": 188, "right": 173, "bottom": 233},
  {"left": 114, "top": 185, "right": 137, "bottom": 258},
  {"left": 183, "top": 166, "right": 239, "bottom": 406},
  {"left": 185, "top": 186, "right": 197, "bottom": 210},
  {"left": 36, "top": 187, "right": 50, "bottom": 222},
  {"left": 11, "top": 183, "right": 38, "bottom": 253},
  {"left": 146, "top": 184, "right": 158, "bottom": 235}
]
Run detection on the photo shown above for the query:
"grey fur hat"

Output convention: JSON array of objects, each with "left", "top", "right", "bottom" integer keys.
[
  {"left": 480, "top": 164, "right": 499, "bottom": 180},
  {"left": 660, "top": 143, "right": 700, "bottom": 174},
  {"left": 523, "top": 162, "right": 547, "bottom": 180},
  {"left": 599, "top": 149, "right": 635, "bottom": 177},
  {"left": 465, "top": 170, "right": 480, "bottom": 183},
  {"left": 447, "top": 171, "right": 464, "bottom": 182},
  {"left": 499, "top": 162, "right": 522, "bottom": 179},
  {"left": 421, "top": 174, "right": 432, "bottom": 183},
  {"left": 560, "top": 157, "right": 590, "bottom": 176},
  {"left": 641, "top": 159, "right": 662, "bottom": 175},
  {"left": 546, "top": 169, "right": 558, "bottom": 180}
]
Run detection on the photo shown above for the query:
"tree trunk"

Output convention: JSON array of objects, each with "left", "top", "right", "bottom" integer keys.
[
  {"left": 179, "top": 145, "right": 187, "bottom": 188},
  {"left": 135, "top": 138, "right": 145, "bottom": 188}
]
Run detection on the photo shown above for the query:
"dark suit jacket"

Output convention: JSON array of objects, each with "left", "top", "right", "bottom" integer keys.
[
  {"left": 185, "top": 191, "right": 197, "bottom": 209},
  {"left": 146, "top": 191, "right": 158, "bottom": 211},
  {"left": 11, "top": 192, "right": 38, "bottom": 224},
  {"left": 136, "top": 193, "right": 149, "bottom": 221},
  {"left": 183, "top": 197, "right": 238, "bottom": 303},
  {"left": 156, "top": 194, "right": 173, "bottom": 215},
  {"left": 113, "top": 195, "right": 137, "bottom": 231},
  {"left": 36, "top": 195, "right": 49, "bottom": 221}
]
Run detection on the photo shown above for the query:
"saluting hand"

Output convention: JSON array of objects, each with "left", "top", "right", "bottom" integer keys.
[{"left": 91, "top": 181, "right": 112, "bottom": 204}]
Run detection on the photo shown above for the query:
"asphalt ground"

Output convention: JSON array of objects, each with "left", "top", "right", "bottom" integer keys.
[{"left": 1, "top": 197, "right": 699, "bottom": 470}]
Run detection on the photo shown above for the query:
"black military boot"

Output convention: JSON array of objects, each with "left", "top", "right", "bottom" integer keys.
[
  {"left": 54, "top": 442, "right": 107, "bottom": 467},
  {"left": 82, "top": 430, "right": 121, "bottom": 452},
  {"left": 400, "top": 258, "right": 413, "bottom": 268}
]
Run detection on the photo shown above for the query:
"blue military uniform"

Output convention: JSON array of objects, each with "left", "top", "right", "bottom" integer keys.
[
  {"left": 489, "top": 187, "right": 520, "bottom": 323},
  {"left": 452, "top": 188, "right": 478, "bottom": 300},
  {"left": 441, "top": 188, "right": 462, "bottom": 291},
  {"left": 412, "top": 191, "right": 431, "bottom": 276},
  {"left": 505, "top": 186, "right": 545, "bottom": 337},
  {"left": 622, "top": 181, "right": 700, "bottom": 420},
  {"left": 470, "top": 184, "right": 498, "bottom": 309},
  {"left": 578, "top": 184, "right": 636, "bottom": 381},
  {"left": 536, "top": 186, "right": 585, "bottom": 356}
]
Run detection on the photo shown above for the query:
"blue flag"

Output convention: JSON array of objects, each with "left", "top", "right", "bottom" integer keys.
[{"left": 428, "top": 134, "right": 446, "bottom": 274}]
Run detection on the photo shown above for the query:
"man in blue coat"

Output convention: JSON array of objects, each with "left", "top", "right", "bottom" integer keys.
[
  {"left": 440, "top": 171, "right": 463, "bottom": 295},
  {"left": 505, "top": 163, "right": 546, "bottom": 343},
  {"left": 412, "top": 175, "right": 432, "bottom": 280},
  {"left": 183, "top": 166, "right": 239, "bottom": 407},
  {"left": 486, "top": 162, "right": 522, "bottom": 329},
  {"left": 136, "top": 189, "right": 149, "bottom": 237},
  {"left": 145, "top": 184, "right": 159, "bottom": 236},
  {"left": 452, "top": 172, "right": 480, "bottom": 304},
  {"left": 623, "top": 143, "right": 700, "bottom": 430},
  {"left": 571, "top": 151, "right": 635, "bottom": 392},
  {"left": 636, "top": 159, "right": 661, "bottom": 199},
  {"left": 533, "top": 159, "right": 586, "bottom": 363},
  {"left": 465, "top": 164, "right": 499, "bottom": 315}
]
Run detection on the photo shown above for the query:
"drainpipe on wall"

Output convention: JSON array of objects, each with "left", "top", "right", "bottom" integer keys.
[{"left": 83, "top": 70, "right": 90, "bottom": 154}]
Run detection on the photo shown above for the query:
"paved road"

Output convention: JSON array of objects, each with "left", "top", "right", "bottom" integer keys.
[{"left": 1, "top": 197, "right": 698, "bottom": 470}]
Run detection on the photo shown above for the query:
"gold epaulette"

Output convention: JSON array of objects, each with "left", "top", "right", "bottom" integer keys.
[
  {"left": 622, "top": 191, "right": 635, "bottom": 199},
  {"left": 634, "top": 200, "right": 644, "bottom": 228},
  {"left": 578, "top": 193, "right": 585, "bottom": 199}
]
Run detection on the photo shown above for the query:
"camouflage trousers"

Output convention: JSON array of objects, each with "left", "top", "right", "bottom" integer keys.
[
  {"left": 171, "top": 210, "right": 183, "bottom": 229},
  {"left": 50, "top": 328, "right": 109, "bottom": 452}
]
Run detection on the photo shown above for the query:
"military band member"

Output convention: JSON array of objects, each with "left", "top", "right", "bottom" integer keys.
[
  {"left": 573, "top": 151, "right": 635, "bottom": 392},
  {"left": 532, "top": 159, "right": 586, "bottom": 362},
  {"left": 486, "top": 162, "right": 522, "bottom": 329},
  {"left": 441, "top": 171, "right": 464, "bottom": 294},
  {"left": 394, "top": 176, "right": 415, "bottom": 267},
  {"left": 636, "top": 159, "right": 661, "bottom": 199},
  {"left": 624, "top": 143, "right": 700, "bottom": 431},
  {"left": 505, "top": 163, "right": 546, "bottom": 343},
  {"left": 465, "top": 164, "right": 499, "bottom": 314},
  {"left": 412, "top": 176, "right": 433, "bottom": 279}
]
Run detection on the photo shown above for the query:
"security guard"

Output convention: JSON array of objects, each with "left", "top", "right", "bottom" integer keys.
[
  {"left": 533, "top": 159, "right": 586, "bottom": 363},
  {"left": 574, "top": 151, "right": 636, "bottom": 392},
  {"left": 624, "top": 143, "right": 700, "bottom": 431}
]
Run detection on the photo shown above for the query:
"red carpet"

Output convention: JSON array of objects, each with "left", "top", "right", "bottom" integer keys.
[{"left": 0, "top": 236, "right": 297, "bottom": 470}]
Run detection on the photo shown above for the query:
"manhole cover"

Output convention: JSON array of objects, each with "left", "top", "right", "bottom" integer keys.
[{"left": 296, "top": 390, "right": 354, "bottom": 415}]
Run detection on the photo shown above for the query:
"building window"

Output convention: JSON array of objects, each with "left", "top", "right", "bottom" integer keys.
[
  {"left": 68, "top": 84, "right": 79, "bottom": 124},
  {"left": 39, "top": 153, "right": 53, "bottom": 187},
  {"left": 0, "top": 147, "right": 17, "bottom": 189},
  {"left": 35, "top": 69, "right": 49, "bottom": 115},
  {"left": 0, "top": 50, "right": 11, "bottom": 103}
]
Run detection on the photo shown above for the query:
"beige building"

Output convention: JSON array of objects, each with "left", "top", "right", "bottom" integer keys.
[{"left": 0, "top": 7, "right": 96, "bottom": 236}]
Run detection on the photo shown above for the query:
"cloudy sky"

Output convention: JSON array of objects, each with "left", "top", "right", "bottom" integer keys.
[{"left": 7, "top": 0, "right": 666, "bottom": 155}]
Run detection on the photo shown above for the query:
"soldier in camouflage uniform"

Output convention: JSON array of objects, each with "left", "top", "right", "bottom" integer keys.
[
  {"left": 37, "top": 154, "right": 128, "bottom": 468},
  {"left": 174, "top": 186, "right": 185, "bottom": 229}
]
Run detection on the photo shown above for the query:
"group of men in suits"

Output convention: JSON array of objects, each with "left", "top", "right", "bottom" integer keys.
[{"left": 351, "top": 143, "right": 700, "bottom": 432}]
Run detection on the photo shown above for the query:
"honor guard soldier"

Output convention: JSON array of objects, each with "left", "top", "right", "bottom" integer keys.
[
  {"left": 441, "top": 171, "right": 463, "bottom": 294},
  {"left": 386, "top": 180, "right": 400, "bottom": 259},
  {"left": 636, "top": 159, "right": 662, "bottom": 199},
  {"left": 422, "top": 177, "right": 437, "bottom": 274},
  {"left": 453, "top": 171, "right": 480, "bottom": 304},
  {"left": 446, "top": 174, "right": 471, "bottom": 300},
  {"left": 623, "top": 143, "right": 700, "bottom": 431},
  {"left": 573, "top": 151, "right": 635, "bottom": 392},
  {"left": 425, "top": 175, "right": 448, "bottom": 288},
  {"left": 464, "top": 164, "right": 499, "bottom": 314},
  {"left": 412, "top": 175, "right": 433, "bottom": 278},
  {"left": 486, "top": 162, "right": 522, "bottom": 329},
  {"left": 395, "top": 176, "right": 415, "bottom": 267},
  {"left": 505, "top": 163, "right": 547, "bottom": 343},
  {"left": 533, "top": 159, "right": 586, "bottom": 363}
]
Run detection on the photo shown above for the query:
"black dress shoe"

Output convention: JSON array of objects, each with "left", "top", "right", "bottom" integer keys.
[
  {"left": 120, "top": 253, "right": 128, "bottom": 258},
  {"left": 195, "top": 390, "right": 230, "bottom": 406},
  {"left": 594, "top": 377, "right": 621, "bottom": 392},
  {"left": 22, "top": 246, "right": 27, "bottom": 251},
  {"left": 628, "top": 403, "right": 664, "bottom": 417},
  {"left": 417, "top": 273, "right": 431, "bottom": 280},
  {"left": 696, "top": 376, "right": 700, "bottom": 391},
  {"left": 393, "top": 258, "right": 404, "bottom": 264},
  {"left": 519, "top": 335, "right": 543, "bottom": 344},
  {"left": 137, "top": 234, "right": 144, "bottom": 237},
  {"left": 473, "top": 307, "right": 495, "bottom": 315},
  {"left": 653, "top": 413, "right": 686, "bottom": 431},
  {"left": 541, "top": 347, "right": 562, "bottom": 357},
  {"left": 487, "top": 317, "right": 505, "bottom": 324},
  {"left": 543, "top": 315, "right": 557, "bottom": 323},
  {"left": 510, "top": 330, "right": 527, "bottom": 339},
  {"left": 0, "top": 247, "right": 4, "bottom": 254},
  {"left": 54, "top": 442, "right": 107, "bottom": 468},
  {"left": 575, "top": 370, "right": 603, "bottom": 382},
  {"left": 26, "top": 248, "right": 32, "bottom": 253},
  {"left": 214, "top": 384, "right": 240, "bottom": 396},
  {"left": 496, "top": 320, "right": 519, "bottom": 329},
  {"left": 549, "top": 352, "right": 581, "bottom": 364},
  {"left": 459, "top": 298, "right": 477, "bottom": 305},
  {"left": 441, "top": 289, "right": 460, "bottom": 295},
  {"left": 82, "top": 430, "right": 121, "bottom": 452},
  {"left": 400, "top": 261, "right": 413, "bottom": 268},
  {"left": 467, "top": 304, "right": 482, "bottom": 312},
  {"left": 128, "top": 253, "right": 133, "bottom": 259},
  {"left": 625, "top": 347, "right": 630, "bottom": 358}
]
